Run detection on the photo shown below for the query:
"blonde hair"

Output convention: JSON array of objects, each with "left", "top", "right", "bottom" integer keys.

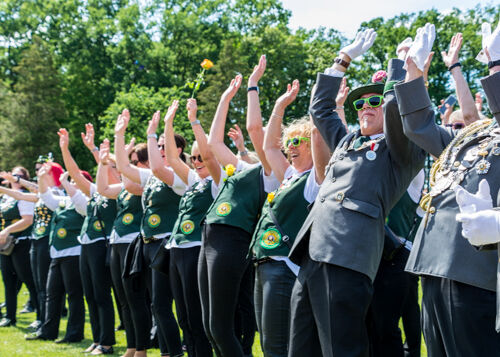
[{"left": 282, "top": 116, "right": 312, "bottom": 151}]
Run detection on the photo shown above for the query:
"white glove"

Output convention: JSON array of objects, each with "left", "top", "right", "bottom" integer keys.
[
  {"left": 476, "top": 20, "right": 500, "bottom": 63},
  {"left": 456, "top": 209, "right": 500, "bottom": 246},
  {"left": 340, "top": 28, "right": 377, "bottom": 60},
  {"left": 405, "top": 23, "right": 436, "bottom": 71},
  {"left": 454, "top": 179, "right": 493, "bottom": 213},
  {"left": 397, "top": 37, "right": 413, "bottom": 60}
]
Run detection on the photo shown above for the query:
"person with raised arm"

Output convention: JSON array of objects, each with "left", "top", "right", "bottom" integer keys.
[
  {"left": 115, "top": 109, "right": 184, "bottom": 357},
  {"left": 401, "top": 20, "right": 500, "bottom": 354},
  {"left": 96, "top": 138, "right": 144, "bottom": 357},
  {"left": 200, "top": 60, "right": 280, "bottom": 357},
  {"left": 249, "top": 79, "right": 329, "bottom": 357},
  {"left": 26, "top": 166, "right": 87, "bottom": 343},
  {"left": 227, "top": 124, "right": 258, "bottom": 164}
]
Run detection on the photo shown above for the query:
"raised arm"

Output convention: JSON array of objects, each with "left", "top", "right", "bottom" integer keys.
[
  {"left": 264, "top": 80, "right": 300, "bottom": 182},
  {"left": 81, "top": 123, "right": 100, "bottom": 164},
  {"left": 96, "top": 139, "right": 122, "bottom": 199},
  {"left": 441, "top": 33, "right": 480, "bottom": 125},
  {"left": 479, "top": 20, "right": 500, "bottom": 124},
  {"left": 246, "top": 55, "right": 272, "bottom": 175},
  {"left": 311, "top": 121, "right": 331, "bottom": 184},
  {"left": 115, "top": 109, "right": 142, "bottom": 184},
  {"left": 335, "top": 77, "right": 349, "bottom": 131},
  {"left": 58, "top": 128, "right": 92, "bottom": 196},
  {"left": 208, "top": 75, "right": 242, "bottom": 167},
  {"left": 2, "top": 171, "right": 39, "bottom": 193},
  {"left": 164, "top": 100, "right": 190, "bottom": 184},
  {"left": 228, "top": 124, "right": 252, "bottom": 163},
  {"left": 147, "top": 111, "right": 175, "bottom": 185},
  {"left": 0, "top": 184, "right": 37, "bottom": 202}
]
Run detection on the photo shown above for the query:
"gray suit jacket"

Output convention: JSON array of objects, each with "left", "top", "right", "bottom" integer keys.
[
  {"left": 402, "top": 71, "right": 500, "bottom": 292},
  {"left": 289, "top": 59, "right": 426, "bottom": 281}
]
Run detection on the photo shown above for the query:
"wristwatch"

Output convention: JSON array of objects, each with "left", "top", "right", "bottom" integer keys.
[
  {"left": 147, "top": 133, "right": 158, "bottom": 140},
  {"left": 488, "top": 59, "right": 500, "bottom": 69},
  {"left": 247, "top": 86, "right": 259, "bottom": 94}
]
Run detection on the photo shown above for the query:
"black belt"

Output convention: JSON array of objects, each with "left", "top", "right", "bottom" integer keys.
[{"left": 142, "top": 236, "right": 162, "bottom": 244}]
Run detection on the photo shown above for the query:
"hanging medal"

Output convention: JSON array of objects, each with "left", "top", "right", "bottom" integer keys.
[
  {"left": 366, "top": 142, "right": 378, "bottom": 161},
  {"left": 492, "top": 142, "right": 500, "bottom": 156},
  {"left": 475, "top": 150, "right": 490, "bottom": 174}
]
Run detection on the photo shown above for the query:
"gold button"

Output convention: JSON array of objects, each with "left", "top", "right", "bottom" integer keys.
[
  {"left": 334, "top": 191, "right": 344, "bottom": 202},
  {"left": 429, "top": 207, "right": 436, "bottom": 214},
  {"left": 453, "top": 161, "right": 460, "bottom": 167}
]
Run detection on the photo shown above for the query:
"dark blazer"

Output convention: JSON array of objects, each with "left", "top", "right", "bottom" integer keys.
[
  {"left": 289, "top": 59, "right": 426, "bottom": 282},
  {"left": 401, "top": 71, "right": 500, "bottom": 293}
]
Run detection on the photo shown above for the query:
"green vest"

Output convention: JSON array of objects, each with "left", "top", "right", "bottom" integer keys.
[
  {"left": 32, "top": 199, "right": 53, "bottom": 239},
  {"left": 49, "top": 200, "right": 84, "bottom": 251},
  {"left": 205, "top": 165, "right": 265, "bottom": 234},
  {"left": 141, "top": 175, "right": 182, "bottom": 237},
  {"left": 170, "top": 179, "right": 214, "bottom": 245},
  {"left": 386, "top": 191, "right": 421, "bottom": 243},
  {"left": 0, "top": 195, "right": 33, "bottom": 238},
  {"left": 113, "top": 189, "right": 143, "bottom": 237},
  {"left": 80, "top": 193, "right": 117, "bottom": 241},
  {"left": 251, "top": 172, "right": 310, "bottom": 259}
]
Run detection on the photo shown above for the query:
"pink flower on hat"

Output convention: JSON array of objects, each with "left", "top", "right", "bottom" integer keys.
[{"left": 372, "top": 70, "right": 387, "bottom": 83}]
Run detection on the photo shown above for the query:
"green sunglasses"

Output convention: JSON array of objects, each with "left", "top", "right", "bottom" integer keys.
[
  {"left": 286, "top": 137, "right": 310, "bottom": 147},
  {"left": 353, "top": 95, "right": 384, "bottom": 111}
]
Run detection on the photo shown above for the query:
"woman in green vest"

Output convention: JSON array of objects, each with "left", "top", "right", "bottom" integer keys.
[
  {"left": 0, "top": 166, "right": 37, "bottom": 328},
  {"left": 58, "top": 128, "right": 118, "bottom": 355},
  {"left": 115, "top": 109, "right": 184, "bottom": 357},
  {"left": 163, "top": 98, "right": 222, "bottom": 356},
  {"left": 97, "top": 139, "right": 147, "bottom": 357},
  {"left": 26, "top": 165, "right": 87, "bottom": 343},
  {"left": 199, "top": 60, "right": 280, "bottom": 357},
  {"left": 0, "top": 162, "right": 64, "bottom": 330},
  {"left": 250, "top": 80, "right": 329, "bottom": 356}
]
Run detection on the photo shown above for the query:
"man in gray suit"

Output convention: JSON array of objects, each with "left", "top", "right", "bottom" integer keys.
[
  {"left": 400, "top": 23, "right": 500, "bottom": 356},
  {"left": 287, "top": 26, "right": 434, "bottom": 357}
]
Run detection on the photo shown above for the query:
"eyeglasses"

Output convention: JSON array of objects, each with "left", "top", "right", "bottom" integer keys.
[
  {"left": 286, "top": 137, "right": 310, "bottom": 148},
  {"left": 445, "top": 123, "right": 464, "bottom": 130},
  {"left": 353, "top": 95, "right": 384, "bottom": 111},
  {"left": 190, "top": 155, "right": 203, "bottom": 163}
]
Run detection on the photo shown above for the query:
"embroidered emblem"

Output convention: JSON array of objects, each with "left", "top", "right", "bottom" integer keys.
[
  {"left": 180, "top": 220, "right": 195, "bottom": 235},
  {"left": 475, "top": 160, "right": 491, "bottom": 174},
  {"left": 56, "top": 228, "right": 67, "bottom": 239},
  {"left": 35, "top": 226, "right": 46, "bottom": 235},
  {"left": 148, "top": 214, "right": 161, "bottom": 228},
  {"left": 260, "top": 228, "right": 281, "bottom": 249},
  {"left": 122, "top": 213, "right": 134, "bottom": 225},
  {"left": 216, "top": 202, "right": 232, "bottom": 217},
  {"left": 93, "top": 221, "right": 104, "bottom": 232}
]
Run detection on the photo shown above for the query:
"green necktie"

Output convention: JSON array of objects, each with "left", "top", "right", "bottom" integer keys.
[{"left": 353, "top": 135, "right": 370, "bottom": 150}]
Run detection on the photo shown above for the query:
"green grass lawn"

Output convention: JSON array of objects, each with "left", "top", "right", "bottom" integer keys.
[{"left": 0, "top": 278, "right": 427, "bottom": 356}]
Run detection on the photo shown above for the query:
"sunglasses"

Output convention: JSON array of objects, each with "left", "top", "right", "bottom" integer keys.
[
  {"left": 190, "top": 155, "right": 203, "bottom": 163},
  {"left": 158, "top": 144, "right": 165, "bottom": 151},
  {"left": 445, "top": 123, "right": 464, "bottom": 130},
  {"left": 353, "top": 95, "right": 384, "bottom": 111},
  {"left": 286, "top": 137, "right": 310, "bottom": 148}
]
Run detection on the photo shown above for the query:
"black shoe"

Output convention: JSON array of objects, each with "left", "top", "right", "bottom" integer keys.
[
  {"left": 25, "top": 331, "right": 47, "bottom": 341},
  {"left": 90, "top": 345, "right": 114, "bottom": 355},
  {"left": 0, "top": 318, "right": 15, "bottom": 327},
  {"left": 55, "top": 337, "right": 82, "bottom": 344},
  {"left": 20, "top": 305, "right": 35, "bottom": 314},
  {"left": 29, "top": 320, "right": 42, "bottom": 331}
]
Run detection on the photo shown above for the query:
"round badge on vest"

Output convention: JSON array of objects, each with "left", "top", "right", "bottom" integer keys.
[
  {"left": 216, "top": 202, "right": 232, "bottom": 217},
  {"left": 147, "top": 214, "right": 161, "bottom": 228},
  {"left": 260, "top": 228, "right": 281, "bottom": 249},
  {"left": 180, "top": 220, "right": 195, "bottom": 235},
  {"left": 122, "top": 213, "right": 134, "bottom": 225},
  {"left": 57, "top": 228, "right": 67, "bottom": 239}
]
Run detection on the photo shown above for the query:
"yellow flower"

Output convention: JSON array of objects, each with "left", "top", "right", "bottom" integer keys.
[
  {"left": 267, "top": 192, "right": 275, "bottom": 204},
  {"left": 224, "top": 164, "right": 235, "bottom": 177},
  {"left": 200, "top": 59, "right": 214, "bottom": 70}
]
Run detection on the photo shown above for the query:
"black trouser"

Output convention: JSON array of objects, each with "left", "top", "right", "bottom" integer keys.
[
  {"left": 236, "top": 262, "right": 256, "bottom": 356},
  {"left": 402, "top": 274, "right": 421, "bottom": 357},
  {"left": 198, "top": 223, "right": 252, "bottom": 357},
  {"left": 170, "top": 246, "right": 212, "bottom": 357},
  {"left": 30, "top": 237, "right": 51, "bottom": 324},
  {"left": 142, "top": 239, "right": 182, "bottom": 357},
  {"left": 80, "top": 240, "right": 115, "bottom": 346},
  {"left": 254, "top": 260, "right": 295, "bottom": 357},
  {"left": 421, "top": 276, "right": 500, "bottom": 357},
  {"left": 110, "top": 243, "right": 136, "bottom": 349},
  {"left": 0, "top": 238, "right": 40, "bottom": 322},
  {"left": 41, "top": 255, "right": 84, "bottom": 341},
  {"left": 288, "top": 254, "right": 373, "bottom": 357},
  {"left": 368, "top": 248, "right": 421, "bottom": 357}
]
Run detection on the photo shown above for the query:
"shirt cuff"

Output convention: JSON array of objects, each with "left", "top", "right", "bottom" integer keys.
[{"left": 324, "top": 68, "right": 345, "bottom": 78}]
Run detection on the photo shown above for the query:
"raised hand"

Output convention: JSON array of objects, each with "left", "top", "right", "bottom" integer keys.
[
  {"left": 0, "top": 171, "right": 16, "bottom": 184},
  {"left": 59, "top": 171, "right": 70, "bottom": 184},
  {"left": 164, "top": 100, "right": 179, "bottom": 124},
  {"left": 249, "top": 55, "right": 266, "bottom": 87},
  {"left": 228, "top": 124, "right": 245, "bottom": 151},
  {"left": 340, "top": 28, "right": 377, "bottom": 60},
  {"left": 38, "top": 164, "right": 52, "bottom": 179},
  {"left": 147, "top": 111, "right": 161, "bottom": 136},
  {"left": 407, "top": 23, "right": 436, "bottom": 72},
  {"left": 275, "top": 80, "right": 300, "bottom": 109},
  {"left": 438, "top": 99, "right": 454, "bottom": 125},
  {"left": 57, "top": 128, "right": 70, "bottom": 149},
  {"left": 335, "top": 77, "right": 349, "bottom": 108},
  {"left": 99, "top": 139, "right": 110, "bottom": 164},
  {"left": 185, "top": 99, "right": 196, "bottom": 122},
  {"left": 81, "top": 123, "right": 96, "bottom": 151},
  {"left": 222, "top": 74, "right": 243, "bottom": 101},
  {"left": 477, "top": 20, "right": 500, "bottom": 64},
  {"left": 441, "top": 33, "right": 463, "bottom": 68},
  {"left": 396, "top": 37, "right": 413, "bottom": 60},
  {"left": 114, "top": 109, "right": 130, "bottom": 136}
]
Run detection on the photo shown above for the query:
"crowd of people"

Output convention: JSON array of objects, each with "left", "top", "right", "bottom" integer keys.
[{"left": 0, "top": 19, "right": 499, "bottom": 357}]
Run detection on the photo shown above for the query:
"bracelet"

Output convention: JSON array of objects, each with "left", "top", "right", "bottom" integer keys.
[
  {"left": 147, "top": 133, "right": 158, "bottom": 140},
  {"left": 271, "top": 112, "right": 283, "bottom": 119},
  {"left": 334, "top": 57, "right": 350, "bottom": 69},
  {"left": 114, "top": 134, "right": 124, "bottom": 139},
  {"left": 247, "top": 86, "right": 259, "bottom": 94},
  {"left": 190, "top": 120, "right": 201, "bottom": 126},
  {"left": 91, "top": 146, "right": 99, "bottom": 153},
  {"left": 336, "top": 105, "right": 344, "bottom": 110},
  {"left": 448, "top": 62, "right": 461, "bottom": 71},
  {"left": 239, "top": 150, "right": 248, "bottom": 156},
  {"left": 101, "top": 161, "right": 109, "bottom": 166},
  {"left": 488, "top": 59, "right": 500, "bottom": 69}
]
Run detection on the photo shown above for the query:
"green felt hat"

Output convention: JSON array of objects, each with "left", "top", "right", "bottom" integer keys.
[{"left": 346, "top": 70, "right": 387, "bottom": 111}]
